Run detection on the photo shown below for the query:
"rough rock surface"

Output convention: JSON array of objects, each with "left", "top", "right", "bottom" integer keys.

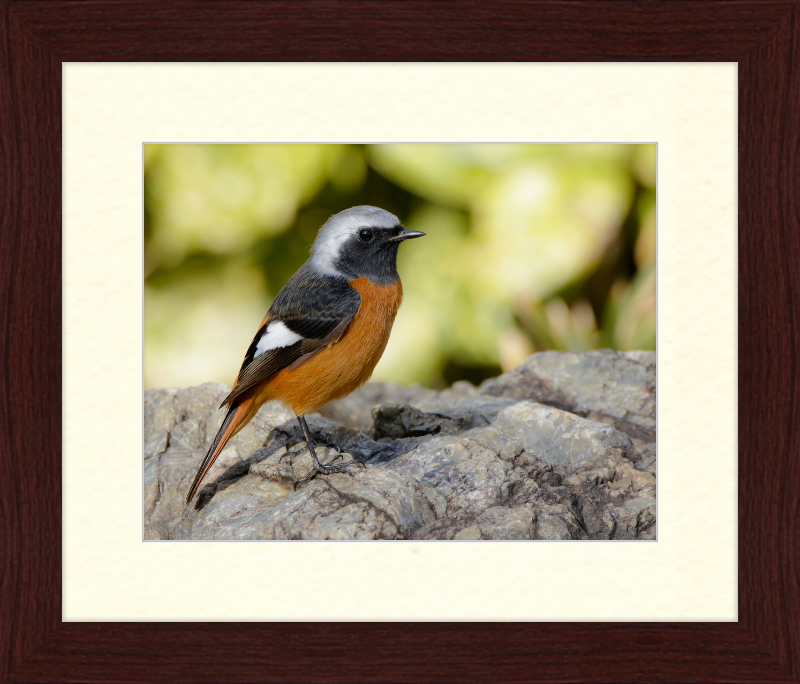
[{"left": 144, "top": 350, "right": 656, "bottom": 540}]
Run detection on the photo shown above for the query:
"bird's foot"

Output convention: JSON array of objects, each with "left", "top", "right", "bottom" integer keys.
[
  {"left": 292, "top": 416, "right": 366, "bottom": 489},
  {"left": 293, "top": 452, "right": 366, "bottom": 490}
]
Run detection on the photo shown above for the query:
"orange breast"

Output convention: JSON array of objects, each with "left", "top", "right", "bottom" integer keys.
[{"left": 257, "top": 277, "right": 403, "bottom": 415}]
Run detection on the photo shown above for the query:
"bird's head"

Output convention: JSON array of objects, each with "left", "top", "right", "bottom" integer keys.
[{"left": 310, "top": 206, "right": 425, "bottom": 283}]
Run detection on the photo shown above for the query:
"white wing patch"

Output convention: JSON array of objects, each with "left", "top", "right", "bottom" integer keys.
[{"left": 254, "top": 321, "right": 303, "bottom": 358}]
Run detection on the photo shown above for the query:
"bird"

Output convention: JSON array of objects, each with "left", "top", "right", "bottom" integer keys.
[{"left": 185, "top": 206, "right": 425, "bottom": 504}]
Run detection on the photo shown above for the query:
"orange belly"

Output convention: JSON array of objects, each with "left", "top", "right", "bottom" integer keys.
[{"left": 255, "top": 277, "right": 403, "bottom": 416}]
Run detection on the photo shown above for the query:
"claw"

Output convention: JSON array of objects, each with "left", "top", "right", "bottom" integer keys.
[{"left": 288, "top": 443, "right": 308, "bottom": 457}]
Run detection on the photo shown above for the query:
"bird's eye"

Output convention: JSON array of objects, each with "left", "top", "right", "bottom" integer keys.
[{"left": 358, "top": 229, "right": 374, "bottom": 242}]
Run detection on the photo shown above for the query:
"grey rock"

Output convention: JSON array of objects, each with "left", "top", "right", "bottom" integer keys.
[
  {"left": 454, "top": 525, "right": 482, "bottom": 540},
  {"left": 480, "top": 349, "right": 656, "bottom": 446},
  {"left": 372, "top": 395, "right": 516, "bottom": 441},
  {"left": 372, "top": 404, "right": 460, "bottom": 440},
  {"left": 536, "top": 508, "right": 578, "bottom": 540},
  {"left": 476, "top": 506, "right": 535, "bottom": 540},
  {"left": 143, "top": 351, "right": 656, "bottom": 540},
  {"left": 318, "top": 382, "right": 439, "bottom": 434},
  {"left": 498, "top": 441, "right": 524, "bottom": 461},
  {"left": 493, "top": 402, "right": 634, "bottom": 472}
]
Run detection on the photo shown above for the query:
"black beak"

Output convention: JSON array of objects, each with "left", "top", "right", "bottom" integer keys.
[{"left": 389, "top": 229, "right": 426, "bottom": 242}]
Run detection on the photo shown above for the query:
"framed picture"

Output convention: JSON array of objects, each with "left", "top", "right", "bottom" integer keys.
[{"left": 3, "top": 2, "right": 796, "bottom": 682}]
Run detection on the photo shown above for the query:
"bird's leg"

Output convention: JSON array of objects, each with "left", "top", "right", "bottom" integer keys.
[{"left": 293, "top": 415, "right": 365, "bottom": 489}]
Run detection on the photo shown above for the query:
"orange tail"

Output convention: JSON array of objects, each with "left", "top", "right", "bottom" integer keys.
[{"left": 185, "top": 395, "right": 258, "bottom": 504}]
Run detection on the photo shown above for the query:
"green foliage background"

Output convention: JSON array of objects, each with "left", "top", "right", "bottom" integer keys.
[{"left": 144, "top": 144, "right": 655, "bottom": 390}]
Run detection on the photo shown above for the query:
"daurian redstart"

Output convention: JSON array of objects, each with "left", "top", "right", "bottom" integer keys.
[{"left": 186, "top": 206, "right": 425, "bottom": 503}]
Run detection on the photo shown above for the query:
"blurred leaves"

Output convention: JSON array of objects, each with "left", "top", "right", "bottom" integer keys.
[
  {"left": 145, "top": 145, "right": 345, "bottom": 273},
  {"left": 145, "top": 144, "right": 655, "bottom": 390}
]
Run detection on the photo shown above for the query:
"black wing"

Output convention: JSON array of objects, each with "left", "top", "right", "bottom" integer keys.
[{"left": 219, "top": 263, "right": 360, "bottom": 408}]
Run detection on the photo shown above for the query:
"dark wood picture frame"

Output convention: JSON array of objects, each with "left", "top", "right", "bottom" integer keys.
[{"left": 2, "top": 2, "right": 798, "bottom": 682}]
